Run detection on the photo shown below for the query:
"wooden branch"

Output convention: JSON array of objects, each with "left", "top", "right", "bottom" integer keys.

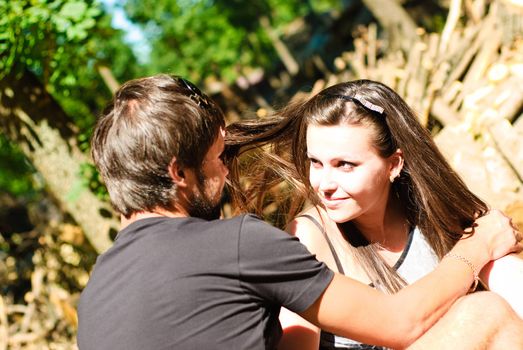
[
  {"left": 259, "top": 16, "right": 299, "bottom": 76},
  {"left": 0, "top": 296, "right": 7, "bottom": 350},
  {"left": 486, "top": 119, "right": 523, "bottom": 183},
  {"left": 439, "top": 0, "right": 463, "bottom": 56},
  {"left": 97, "top": 65, "right": 120, "bottom": 94},
  {"left": 8, "top": 330, "right": 46, "bottom": 346},
  {"left": 453, "top": 21, "right": 501, "bottom": 110},
  {"left": 431, "top": 97, "right": 462, "bottom": 126},
  {"left": 367, "top": 23, "right": 378, "bottom": 70},
  {"left": 379, "top": 53, "right": 405, "bottom": 88},
  {"left": 354, "top": 38, "right": 368, "bottom": 78},
  {"left": 491, "top": 77, "right": 523, "bottom": 121},
  {"left": 312, "top": 55, "right": 331, "bottom": 76},
  {"left": 464, "top": 0, "right": 483, "bottom": 23},
  {"left": 397, "top": 39, "right": 424, "bottom": 105},
  {"left": 19, "top": 303, "right": 34, "bottom": 334},
  {"left": 342, "top": 51, "right": 365, "bottom": 79},
  {"left": 404, "top": 41, "right": 427, "bottom": 117},
  {"left": 361, "top": 0, "right": 418, "bottom": 50},
  {"left": 419, "top": 34, "right": 441, "bottom": 124},
  {"left": 440, "top": 23, "right": 483, "bottom": 92}
]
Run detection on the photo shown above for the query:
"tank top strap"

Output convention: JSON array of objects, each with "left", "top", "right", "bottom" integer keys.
[{"left": 297, "top": 214, "right": 345, "bottom": 275}]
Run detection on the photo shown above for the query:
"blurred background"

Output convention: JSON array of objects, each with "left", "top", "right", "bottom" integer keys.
[{"left": 1, "top": 0, "right": 522, "bottom": 348}]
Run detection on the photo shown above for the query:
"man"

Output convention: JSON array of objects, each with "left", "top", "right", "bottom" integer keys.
[{"left": 78, "top": 74, "right": 522, "bottom": 350}]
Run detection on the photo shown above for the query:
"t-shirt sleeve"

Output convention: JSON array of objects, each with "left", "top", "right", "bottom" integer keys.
[{"left": 237, "top": 214, "right": 334, "bottom": 313}]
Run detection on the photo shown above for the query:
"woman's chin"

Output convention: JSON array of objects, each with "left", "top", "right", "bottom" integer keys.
[{"left": 325, "top": 208, "right": 358, "bottom": 224}]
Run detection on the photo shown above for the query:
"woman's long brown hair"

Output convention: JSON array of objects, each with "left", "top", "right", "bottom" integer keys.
[{"left": 225, "top": 79, "right": 488, "bottom": 293}]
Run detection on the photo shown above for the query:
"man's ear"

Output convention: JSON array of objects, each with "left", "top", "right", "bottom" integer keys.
[{"left": 168, "top": 158, "right": 187, "bottom": 187}]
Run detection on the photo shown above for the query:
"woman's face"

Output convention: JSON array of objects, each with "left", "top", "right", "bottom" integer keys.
[{"left": 306, "top": 123, "right": 402, "bottom": 223}]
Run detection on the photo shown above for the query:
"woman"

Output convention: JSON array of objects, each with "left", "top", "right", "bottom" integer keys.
[{"left": 225, "top": 79, "right": 523, "bottom": 349}]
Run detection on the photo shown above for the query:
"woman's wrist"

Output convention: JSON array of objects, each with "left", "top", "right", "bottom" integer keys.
[
  {"left": 447, "top": 237, "right": 492, "bottom": 291},
  {"left": 452, "top": 233, "right": 492, "bottom": 268},
  {"left": 443, "top": 253, "right": 479, "bottom": 292}
]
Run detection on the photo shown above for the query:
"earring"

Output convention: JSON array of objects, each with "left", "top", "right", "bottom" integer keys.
[{"left": 390, "top": 175, "right": 397, "bottom": 183}]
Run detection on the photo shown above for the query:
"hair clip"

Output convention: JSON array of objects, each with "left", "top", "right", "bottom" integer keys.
[
  {"left": 174, "top": 76, "right": 214, "bottom": 111},
  {"left": 352, "top": 94, "right": 385, "bottom": 114},
  {"left": 323, "top": 93, "right": 385, "bottom": 115}
]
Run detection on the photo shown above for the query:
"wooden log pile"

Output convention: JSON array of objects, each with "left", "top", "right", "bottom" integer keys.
[
  {"left": 0, "top": 263, "right": 77, "bottom": 350},
  {"left": 0, "top": 214, "right": 91, "bottom": 350}
]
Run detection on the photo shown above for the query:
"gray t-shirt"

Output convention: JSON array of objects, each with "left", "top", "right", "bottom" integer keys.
[{"left": 77, "top": 214, "right": 333, "bottom": 350}]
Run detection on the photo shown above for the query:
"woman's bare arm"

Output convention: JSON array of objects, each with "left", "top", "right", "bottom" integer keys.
[{"left": 298, "top": 210, "right": 521, "bottom": 349}]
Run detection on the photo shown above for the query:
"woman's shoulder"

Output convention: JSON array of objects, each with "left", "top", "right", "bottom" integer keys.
[
  {"left": 287, "top": 207, "right": 326, "bottom": 238},
  {"left": 286, "top": 207, "right": 338, "bottom": 265}
]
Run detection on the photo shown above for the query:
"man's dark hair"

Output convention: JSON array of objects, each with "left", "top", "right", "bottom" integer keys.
[{"left": 91, "top": 74, "right": 225, "bottom": 218}]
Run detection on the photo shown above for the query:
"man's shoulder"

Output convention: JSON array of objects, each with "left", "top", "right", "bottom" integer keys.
[
  {"left": 213, "top": 213, "right": 275, "bottom": 231},
  {"left": 176, "top": 214, "right": 278, "bottom": 242},
  {"left": 114, "top": 214, "right": 285, "bottom": 250},
  {"left": 233, "top": 214, "right": 288, "bottom": 236}
]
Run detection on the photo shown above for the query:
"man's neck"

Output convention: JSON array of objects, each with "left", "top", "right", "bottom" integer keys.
[{"left": 121, "top": 207, "right": 189, "bottom": 230}]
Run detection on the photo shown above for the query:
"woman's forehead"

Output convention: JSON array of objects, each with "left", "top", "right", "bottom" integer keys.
[{"left": 306, "top": 124, "right": 378, "bottom": 156}]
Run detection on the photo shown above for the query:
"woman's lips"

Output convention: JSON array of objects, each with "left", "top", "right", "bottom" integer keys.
[{"left": 321, "top": 196, "right": 349, "bottom": 208}]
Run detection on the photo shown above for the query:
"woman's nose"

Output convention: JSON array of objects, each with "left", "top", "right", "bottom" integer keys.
[{"left": 318, "top": 171, "right": 337, "bottom": 192}]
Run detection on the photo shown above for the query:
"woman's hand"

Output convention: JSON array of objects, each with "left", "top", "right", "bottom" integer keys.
[{"left": 468, "top": 209, "right": 523, "bottom": 262}]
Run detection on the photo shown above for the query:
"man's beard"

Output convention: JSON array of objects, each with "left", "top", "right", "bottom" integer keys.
[
  {"left": 187, "top": 170, "right": 222, "bottom": 220},
  {"left": 188, "top": 191, "right": 222, "bottom": 220}
]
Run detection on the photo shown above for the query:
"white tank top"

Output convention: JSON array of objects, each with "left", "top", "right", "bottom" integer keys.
[{"left": 298, "top": 215, "right": 439, "bottom": 350}]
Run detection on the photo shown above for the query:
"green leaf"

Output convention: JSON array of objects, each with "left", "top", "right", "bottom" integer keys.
[
  {"left": 66, "top": 25, "right": 88, "bottom": 41},
  {"left": 26, "top": 6, "right": 51, "bottom": 23},
  {"left": 77, "top": 18, "right": 96, "bottom": 30},
  {"left": 86, "top": 7, "right": 102, "bottom": 18},
  {"left": 53, "top": 16, "right": 71, "bottom": 33},
  {"left": 62, "top": 74, "right": 77, "bottom": 86},
  {"left": 60, "top": 1, "right": 88, "bottom": 22}
]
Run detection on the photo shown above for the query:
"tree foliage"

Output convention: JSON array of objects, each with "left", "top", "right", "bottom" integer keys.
[
  {"left": 0, "top": 134, "right": 36, "bottom": 196},
  {"left": 124, "top": 0, "right": 340, "bottom": 84},
  {"left": 0, "top": 0, "right": 138, "bottom": 195},
  {"left": 1, "top": 0, "right": 138, "bottom": 132},
  {"left": 0, "top": 0, "right": 141, "bottom": 252}
]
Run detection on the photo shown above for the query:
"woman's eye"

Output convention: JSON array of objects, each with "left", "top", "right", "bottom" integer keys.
[
  {"left": 309, "top": 158, "right": 322, "bottom": 168},
  {"left": 338, "top": 161, "right": 355, "bottom": 170}
]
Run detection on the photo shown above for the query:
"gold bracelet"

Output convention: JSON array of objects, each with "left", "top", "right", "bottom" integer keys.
[{"left": 444, "top": 253, "right": 479, "bottom": 292}]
